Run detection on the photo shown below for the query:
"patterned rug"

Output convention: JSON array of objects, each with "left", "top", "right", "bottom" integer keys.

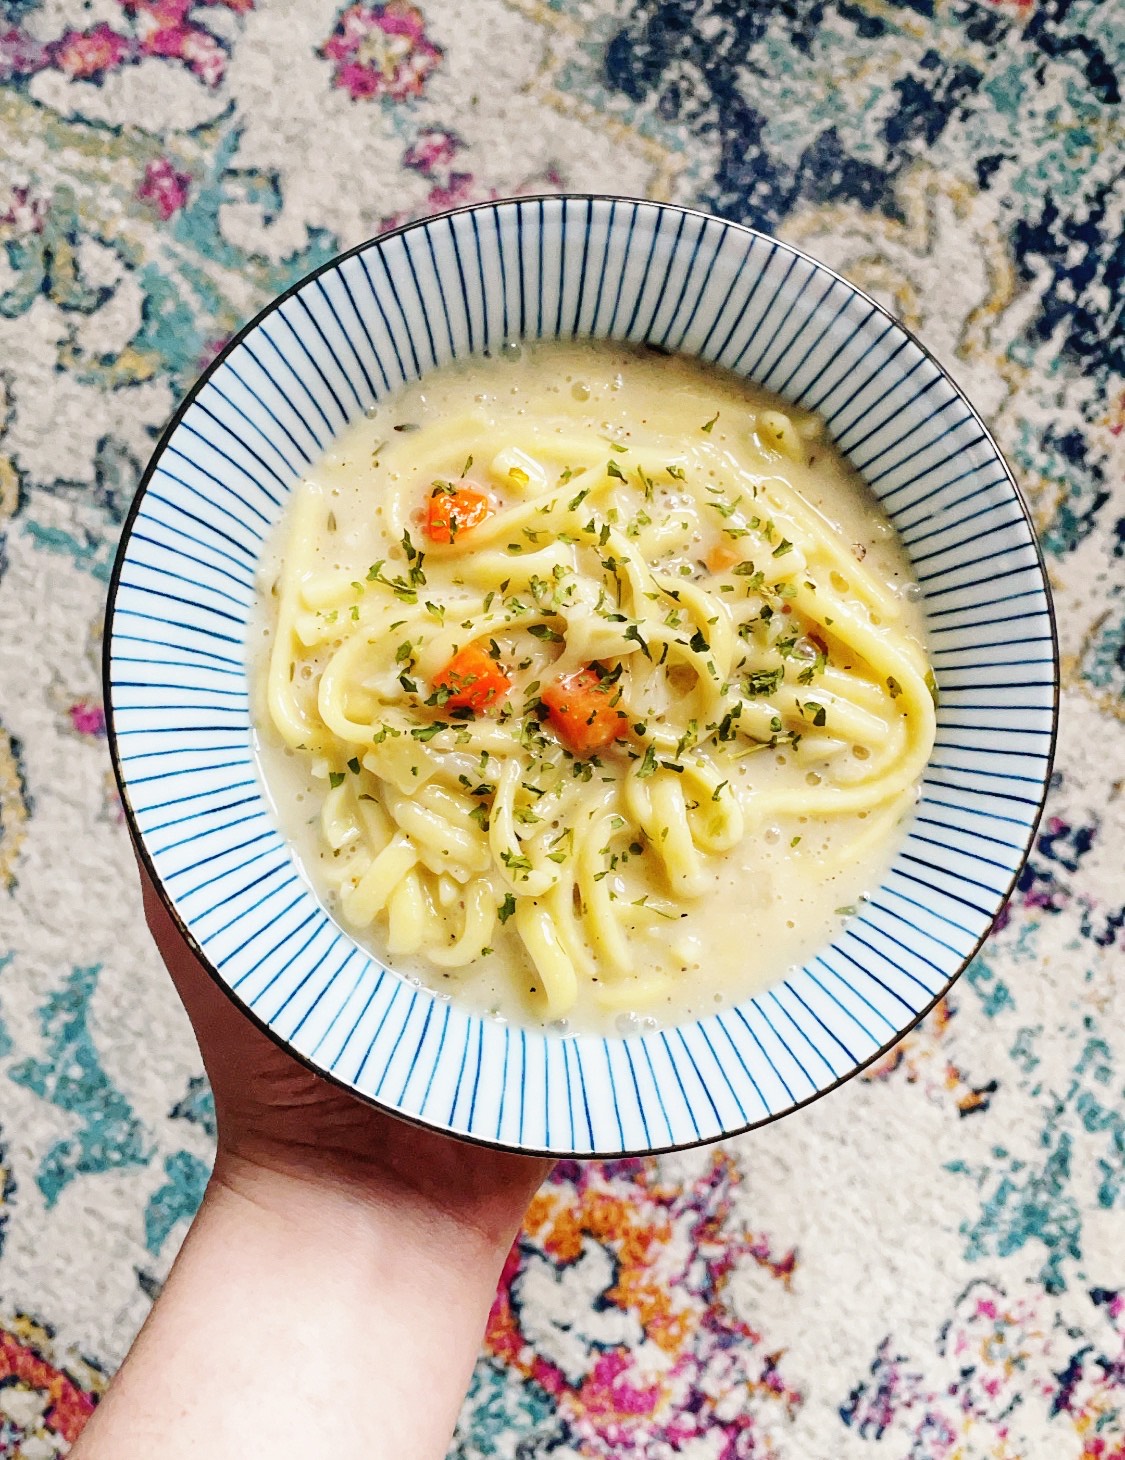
[{"left": 0, "top": 1, "right": 1121, "bottom": 1454}]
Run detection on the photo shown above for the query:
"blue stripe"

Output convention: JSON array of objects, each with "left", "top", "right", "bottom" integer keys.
[
  {"left": 695, "top": 1023, "right": 748, "bottom": 1124},
  {"left": 618, "top": 1041, "right": 651, "bottom": 1147},
  {"left": 771, "top": 988, "right": 839, "bottom": 1079},
  {"left": 570, "top": 198, "right": 594, "bottom": 337},
  {"left": 226, "top": 351, "right": 325, "bottom": 456},
  {"left": 656, "top": 211, "right": 707, "bottom": 349},
  {"left": 554, "top": 197, "right": 567, "bottom": 340},
  {"left": 574, "top": 1044, "right": 594, "bottom": 1149},
  {"left": 336, "top": 261, "right": 390, "bottom": 394},
  {"left": 418, "top": 1003, "right": 450, "bottom": 1118},
  {"left": 785, "top": 984, "right": 855, "bottom": 1066},
  {"left": 448, "top": 1018, "right": 473, "bottom": 1127},
  {"left": 604, "top": 199, "right": 636, "bottom": 339},
  {"left": 887, "top": 864, "right": 991, "bottom": 920},
  {"left": 833, "top": 358, "right": 938, "bottom": 451},
  {"left": 250, "top": 330, "right": 337, "bottom": 437},
  {"left": 313, "top": 275, "right": 376, "bottom": 404},
  {"left": 178, "top": 420, "right": 283, "bottom": 506},
  {"left": 164, "top": 445, "right": 271, "bottom": 529},
  {"left": 921, "top": 790, "right": 1034, "bottom": 828},
  {"left": 850, "top": 914, "right": 954, "bottom": 976},
  {"left": 396, "top": 997, "right": 435, "bottom": 1105},
  {"left": 198, "top": 388, "right": 301, "bottom": 480},
  {"left": 918, "top": 544, "right": 1037, "bottom": 587},
  {"left": 116, "top": 580, "right": 243, "bottom": 629},
  {"left": 588, "top": 197, "right": 618, "bottom": 337},
  {"left": 467, "top": 1018, "right": 485, "bottom": 1132},
  {"left": 732, "top": 1005, "right": 795, "bottom": 1104},
  {"left": 910, "top": 516, "right": 1029, "bottom": 564},
  {"left": 673, "top": 1028, "right": 722, "bottom": 1128},
  {"left": 810, "top": 323, "right": 905, "bottom": 421},
  {"left": 245, "top": 918, "right": 326, "bottom": 1005},
  {"left": 913, "top": 811, "right": 1024, "bottom": 852},
  {"left": 303, "top": 951, "right": 367, "bottom": 1055},
  {"left": 144, "top": 485, "right": 257, "bottom": 561},
  {"left": 794, "top": 304, "right": 888, "bottom": 412},
  {"left": 129, "top": 531, "right": 252, "bottom": 594},
  {"left": 771, "top": 279, "right": 854, "bottom": 396},
  {"left": 425, "top": 224, "right": 458, "bottom": 360},
  {"left": 351, "top": 981, "right": 403, "bottom": 1084},
  {"left": 488, "top": 207, "right": 508, "bottom": 342},
  {"left": 659, "top": 1030, "right": 702, "bottom": 1139},
  {"left": 853, "top": 398, "right": 966, "bottom": 479},
  {"left": 372, "top": 988, "right": 420, "bottom": 1096},
  {"left": 639, "top": 1038, "right": 673, "bottom": 1143},
  {"left": 754, "top": 267, "right": 832, "bottom": 386},
  {"left": 495, "top": 1025, "right": 510, "bottom": 1142},
  {"left": 607, "top": 1045, "right": 624, "bottom": 1144},
  {"left": 139, "top": 793, "right": 257, "bottom": 836},
  {"left": 759, "top": 996, "right": 816, "bottom": 1093},
  {"left": 357, "top": 247, "right": 411, "bottom": 383},
  {"left": 735, "top": 252, "right": 807, "bottom": 377},
  {"left": 669, "top": 221, "right": 729, "bottom": 351},
  {"left": 640, "top": 205, "right": 688, "bottom": 342},
  {"left": 717, "top": 239, "right": 776, "bottom": 365},
  {"left": 809, "top": 958, "right": 892, "bottom": 1036},
  {"left": 713, "top": 1016, "right": 770, "bottom": 1116},
  {"left": 623, "top": 203, "right": 667, "bottom": 339},
  {"left": 319, "top": 969, "right": 380, "bottom": 1068},
  {"left": 279, "top": 300, "right": 350, "bottom": 422},
  {"left": 122, "top": 558, "right": 249, "bottom": 611}
]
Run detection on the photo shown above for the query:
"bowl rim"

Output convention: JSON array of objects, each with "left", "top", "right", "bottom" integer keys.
[{"left": 104, "top": 192, "right": 1061, "bottom": 1156}]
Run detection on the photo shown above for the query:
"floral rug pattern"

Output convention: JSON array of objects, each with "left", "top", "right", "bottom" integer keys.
[{"left": 0, "top": 0, "right": 1121, "bottom": 1455}]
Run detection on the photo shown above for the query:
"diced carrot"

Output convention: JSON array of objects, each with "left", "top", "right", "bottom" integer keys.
[
  {"left": 542, "top": 667, "right": 628, "bottom": 756},
  {"left": 425, "top": 480, "right": 494, "bottom": 544},
  {"left": 706, "top": 541, "right": 742, "bottom": 573},
  {"left": 433, "top": 643, "right": 510, "bottom": 713}
]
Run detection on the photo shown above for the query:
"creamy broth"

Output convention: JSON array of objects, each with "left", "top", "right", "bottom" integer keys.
[{"left": 250, "top": 341, "right": 934, "bottom": 1034}]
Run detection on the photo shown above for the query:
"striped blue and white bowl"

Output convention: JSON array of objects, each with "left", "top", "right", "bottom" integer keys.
[{"left": 105, "top": 197, "right": 1058, "bottom": 1156}]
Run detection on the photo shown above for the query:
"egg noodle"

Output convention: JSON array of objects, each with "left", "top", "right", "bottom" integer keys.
[{"left": 263, "top": 383, "right": 936, "bottom": 1019}]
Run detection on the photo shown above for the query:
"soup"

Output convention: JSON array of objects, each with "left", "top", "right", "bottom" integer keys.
[{"left": 250, "top": 341, "right": 935, "bottom": 1034}]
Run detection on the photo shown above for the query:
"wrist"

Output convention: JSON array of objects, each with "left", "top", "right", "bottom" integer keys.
[{"left": 209, "top": 1128, "right": 543, "bottom": 1284}]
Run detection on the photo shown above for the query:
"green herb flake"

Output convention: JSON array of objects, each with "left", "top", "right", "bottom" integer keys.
[
  {"left": 327, "top": 771, "right": 345, "bottom": 789},
  {"left": 636, "top": 744, "right": 658, "bottom": 779}
]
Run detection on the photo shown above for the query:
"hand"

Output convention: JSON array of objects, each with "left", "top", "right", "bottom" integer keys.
[
  {"left": 138, "top": 853, "right": 551, "bottom": 1253},
  {"left": 73, "top": 858, "right": 550, "bottom": 1459}
]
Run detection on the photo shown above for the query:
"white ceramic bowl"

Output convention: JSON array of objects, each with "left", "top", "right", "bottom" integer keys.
[{"left": 105, "top": 197, "right": 1058, "bottom": 1155}]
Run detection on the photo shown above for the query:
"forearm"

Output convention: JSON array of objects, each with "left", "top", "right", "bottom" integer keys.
[{"left": 72, "top": 1154, "right": 509, "bottom": 1459}]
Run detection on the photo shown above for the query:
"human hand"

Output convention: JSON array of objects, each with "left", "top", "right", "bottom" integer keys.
[
  {"left": 74, "top": 858, "right": 551, "bottom": 1460},
  {"left": 137, "top": 853, "right": 550, "bottom": 1257}
]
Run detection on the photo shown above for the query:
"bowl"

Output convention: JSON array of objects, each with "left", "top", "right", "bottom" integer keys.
[{"left": 105, "top": 196, "right": 1058, "bottom": 1156}]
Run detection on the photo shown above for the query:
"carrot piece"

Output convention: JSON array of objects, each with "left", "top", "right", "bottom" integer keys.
[
  {"left": 706, "top": 541, "right": 742, "bottom": 573},
  {"left": 425, "top": 480, "right": 494, "bottom": 544},
  {"left": 433, "top": 644, "right": 510, "bottom": 713},
  {"left": 541, "top": 667, "right": 628, "bottom": 756}
]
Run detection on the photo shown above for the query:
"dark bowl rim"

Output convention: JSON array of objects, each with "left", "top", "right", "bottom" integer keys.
[{"left": 103, "top": 192, "right": 1062, "bottom": 1158}]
